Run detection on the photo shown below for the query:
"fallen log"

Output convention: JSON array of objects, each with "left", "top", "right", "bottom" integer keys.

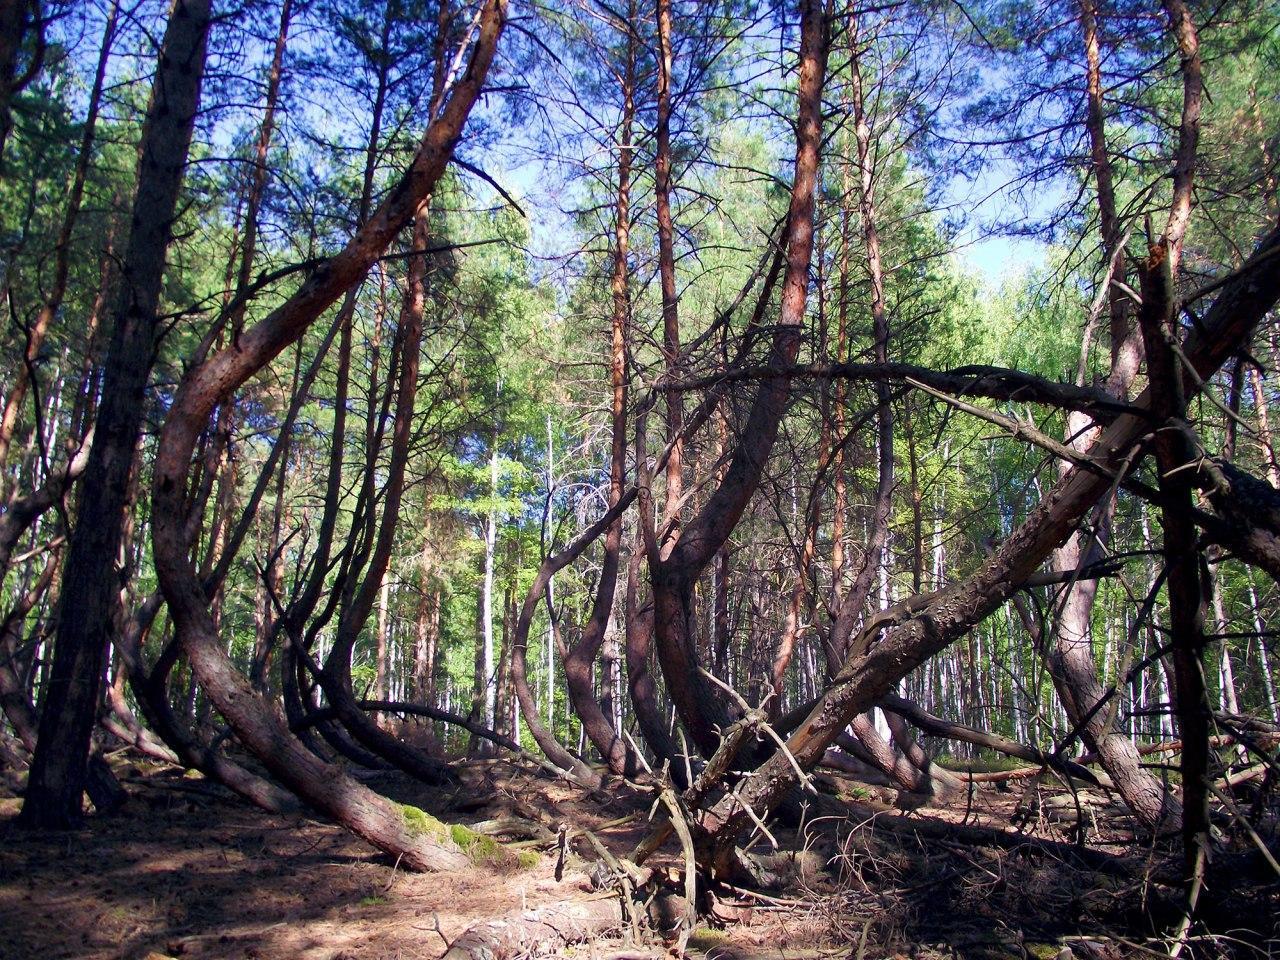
[
  {"left": 881, "top": 693, "right": 1101, "bottom": 785},
  {"left": 441, "top": 896, "right": 627, "bottom": 960}
]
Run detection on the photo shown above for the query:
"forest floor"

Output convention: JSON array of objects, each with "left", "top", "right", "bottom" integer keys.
[{"left": 1, "top": 754, "right": 1276, "bottom": 960}]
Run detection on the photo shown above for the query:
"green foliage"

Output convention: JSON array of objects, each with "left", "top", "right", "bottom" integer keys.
[{"left": 2, "top": 0, "right": 1277, "bottom": 819}]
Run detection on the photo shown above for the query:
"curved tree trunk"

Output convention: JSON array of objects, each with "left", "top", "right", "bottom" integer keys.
[
  {"left": 318, "top": 194, "right": 456, "bottom": 787},
  {"left": 559, "top": 5, "right": 639, "bottom": 778},
  {"left": 114, "top": 609, "right": 298, "bottom": 814},
  {"left": 696, "top": 219, "right": 1280, "bottom": 862},
  {"left": 508, "top": 495, "right": 639, "bottom": 788},
  {"left": 625, "top": 536, "right": 678, "bottom": 768},
  {"left": 150, "top": 0, "right": 508, "bottom": 870},
  {"left": 1041, "top": 0, "right": 1181, "bottom": 834}
]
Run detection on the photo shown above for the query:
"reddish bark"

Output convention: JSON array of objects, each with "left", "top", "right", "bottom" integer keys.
[
  {"left": 150, "top": 0, "right": 507, "bottom": 869},
  {"left": 695, "top": 222, "right": 1280, "bottom": 859},
  {"left": 828, "top": 10, "right": 893, "bottom": 669},
  {"left": 650, "top": 0, "right": 829, "bottom": 757},
  {"left": 560, "top": 10, "right": 640, "bottom": 776},
  {"left": 656, "top": 0, "right": 684, "bottom": 544}
]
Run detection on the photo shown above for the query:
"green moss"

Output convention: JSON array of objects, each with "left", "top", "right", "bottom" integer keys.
[
  {"left": 395, "top": 805, "right": 530, "bottom": 869},
  {"left": 359, "top": 894, "right": 388, "bottom": 907},
  {"left": 448, "top": 822, "right": 512, "bottom": 866},
  {"left": 395, "top": 803, "right": 447, "bottom": 840},
  {"left": 516, "top": 850, "right": 541, "bottom": 870},
  {"left": 687, "top": 928, "right": 728, "bottom": 949}
]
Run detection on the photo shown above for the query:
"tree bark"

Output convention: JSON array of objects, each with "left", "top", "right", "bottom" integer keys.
[
  {"left": 1040, "top": 0, "right": 1172, "bottom": 834},
  {"left": 650, "top": 0, "right": 829, "bottom": 757},
  {"left": 20, "top": 0, "right": 212, "bottom": 830},
  {"left": 441, "top": 898, "right": 625, "bottom": 960},
  {"left": 695, "top": 221, "right": 1280, "bottom": 860},
  {"left": 560, "top": 6, "right": 639, "bottom": 776},
  {"left": 150, "top": 0, "right": 507, "bottom": 869},
  {"left": 313, "top": 191, "right": 457, "bottom": 785},
  {"left": 828, "top": 8, "right": 893, "bottom": 668},
  {"left": 655, "top": 0, "right": 683, "bottom": 545}
]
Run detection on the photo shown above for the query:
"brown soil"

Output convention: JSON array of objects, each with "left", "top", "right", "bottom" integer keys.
[
  {"left": 1, "top": 760, "right": 1275, "bottom": 960},
  {"left": 0, "top": 759, "right": 649, "bottom": 960}
]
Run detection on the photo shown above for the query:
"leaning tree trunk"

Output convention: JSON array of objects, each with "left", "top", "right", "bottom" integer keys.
[
  {"left": 20, "top": 0, "right": 212, "bottom": 830},
  {"left": 696, "top": 219, "right": 1280, "bottom": 863},
  {"left": 1040, "top": 0, "right": 1176, "bottom": 834},
  {"left": 150, "top": 0, "right": 508, "bottom": 870}
]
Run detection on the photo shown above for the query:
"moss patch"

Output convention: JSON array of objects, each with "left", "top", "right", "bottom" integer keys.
[
  {"left": 1025, "top": 944, "right": 1068, "bottom": 960},
  {"left": 394, "top": 805, "right": 538, "bottom": 871},
  {"left": 687, "top": 928, "right": 728, "bottom": 950},
  {"left": 450, "top": 822, "right": 530, "bottom": 869},
  {"left": 395, "top": 803, "right": 448, "bottom": 841}
]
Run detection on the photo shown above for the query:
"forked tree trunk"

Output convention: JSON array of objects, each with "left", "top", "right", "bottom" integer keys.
[
  {"left": 649, "top": 0, "right": 829, "bottom": 758},
  {"left": 509, "top": 496, "right": 638, "bottom": 787}
]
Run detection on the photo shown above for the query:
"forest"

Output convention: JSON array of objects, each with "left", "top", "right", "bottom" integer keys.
[{"left": 0, "top": 0, "right": 1278, "bottom": 956}]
